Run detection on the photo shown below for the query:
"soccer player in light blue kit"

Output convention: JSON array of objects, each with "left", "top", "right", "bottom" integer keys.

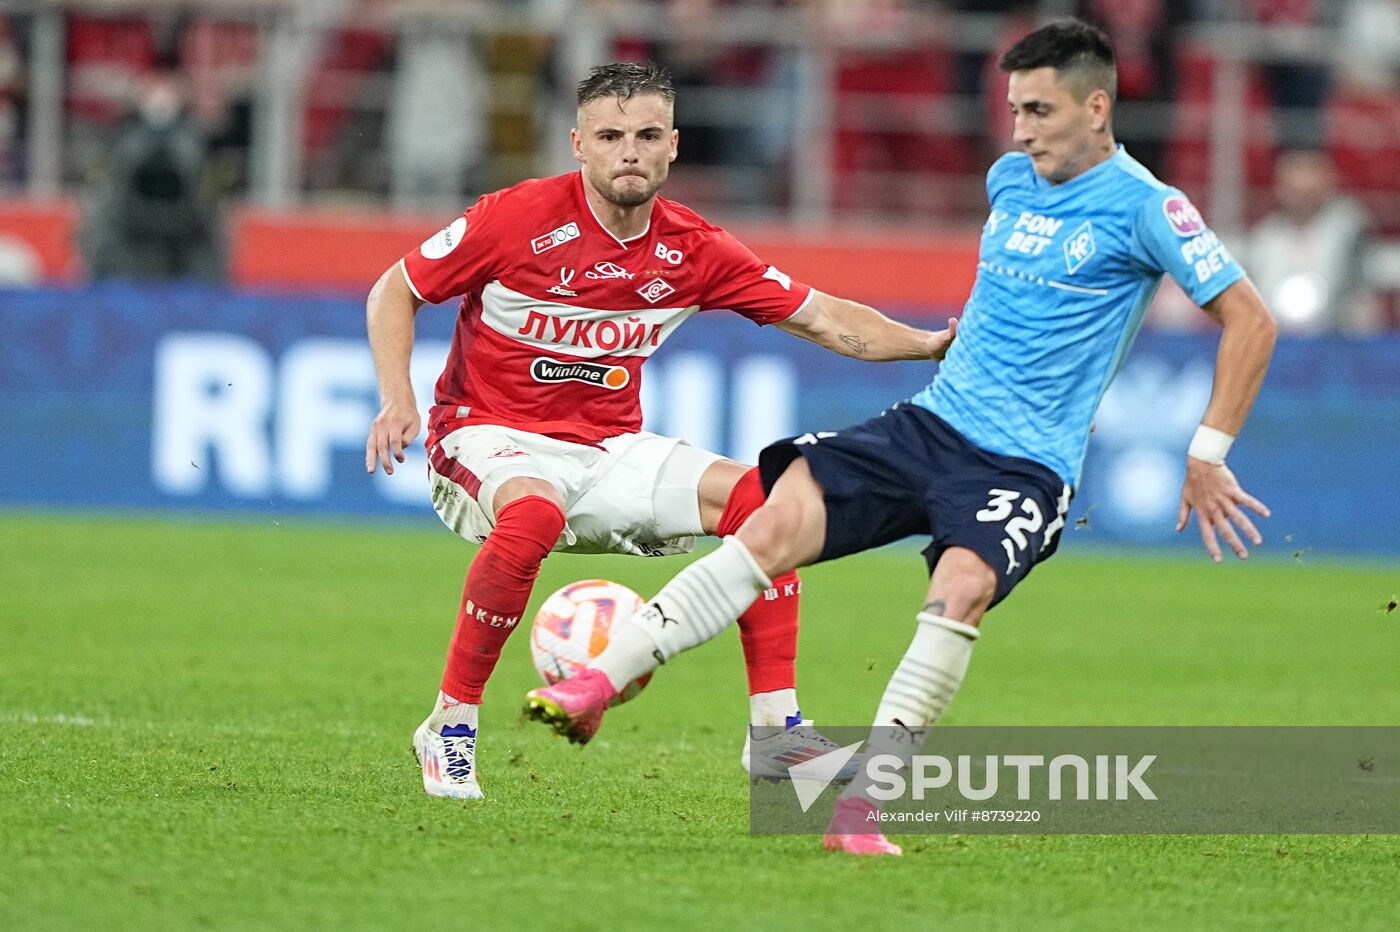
[{"left": 525, "top": 20, "right": 1279, "bottom": 855}]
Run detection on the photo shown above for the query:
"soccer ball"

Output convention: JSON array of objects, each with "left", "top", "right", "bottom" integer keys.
[{"left": 530, "top": 579, "right": 652, "bottom": 702}]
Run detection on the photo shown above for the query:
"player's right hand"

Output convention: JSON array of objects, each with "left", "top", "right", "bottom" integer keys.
[{"left": 366, "top": 397, "right": 421, "bottom": 475}]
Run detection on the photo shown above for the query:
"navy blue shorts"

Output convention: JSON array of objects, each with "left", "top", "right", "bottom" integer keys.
[{"left": 757, "top": 403, "right": 1072, "bottom": 608}]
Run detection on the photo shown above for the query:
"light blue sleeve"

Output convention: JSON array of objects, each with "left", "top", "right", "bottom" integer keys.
[{"left": 1130, "top": 188, "right": 1244, "bottom": 306}]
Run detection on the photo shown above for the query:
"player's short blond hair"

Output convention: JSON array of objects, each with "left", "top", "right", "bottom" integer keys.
[{"left": 576, "top": 63, "right": 675, "bottom": 109}]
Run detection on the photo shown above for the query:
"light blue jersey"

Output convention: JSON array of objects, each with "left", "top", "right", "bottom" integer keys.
[{"left": 912, "top": 146, "right": 1244, "bottom": 486}]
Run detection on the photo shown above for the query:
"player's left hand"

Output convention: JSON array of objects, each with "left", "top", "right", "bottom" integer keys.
[
  {"left": 928, "top": 317, "right": 958, "bottom": 361},
  {"left": 1176, "top": 458, "right": 1270, "bottom": 563}
]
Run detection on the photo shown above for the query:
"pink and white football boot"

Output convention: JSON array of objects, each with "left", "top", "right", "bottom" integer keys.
[
  {"left": 822, "top": 796, "right": 903, "bottom": 856},
  {"left": 522, "top": 668, "right": 616, "bottom": 745}
]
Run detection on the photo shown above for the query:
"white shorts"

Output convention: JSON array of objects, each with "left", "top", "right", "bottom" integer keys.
[{"left": 427, "top": 425, "right": 725, "bottom": 557}]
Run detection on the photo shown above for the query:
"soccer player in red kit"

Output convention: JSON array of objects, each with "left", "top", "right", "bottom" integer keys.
[{"left": 365, "top": 62, "right": 956, "bottom": 799}]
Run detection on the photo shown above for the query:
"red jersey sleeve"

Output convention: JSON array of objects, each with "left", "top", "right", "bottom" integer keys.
[
  {"left": 400, "top": 192, "right": 507, "bottom": 304},
  {"left": 698, "top": 229, "right": 813, "bottom": 325}
]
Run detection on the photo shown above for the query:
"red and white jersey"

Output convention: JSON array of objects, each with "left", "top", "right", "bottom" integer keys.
[{"left": 400, "top": 171, "right": 813, "bottom": 447}]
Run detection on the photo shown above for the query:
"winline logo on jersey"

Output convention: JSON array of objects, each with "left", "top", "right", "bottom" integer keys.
[
  {"left": 529, "top": 357, "right": 629, "bottom": 390},
  {"left": 748, "top": 726, "right": 1400, "bottom": 835}
]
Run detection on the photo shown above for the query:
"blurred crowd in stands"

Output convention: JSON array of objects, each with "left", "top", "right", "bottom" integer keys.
[{"left": 0, "top": 0, "right": 1395, "bottom": 330}]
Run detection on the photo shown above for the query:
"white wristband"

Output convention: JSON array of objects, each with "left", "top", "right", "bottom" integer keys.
[{"left": 1188, "top": 425, "right": 1234, "bottom": 465}]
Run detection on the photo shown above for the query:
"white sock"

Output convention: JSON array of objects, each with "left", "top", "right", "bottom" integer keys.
[
  {"left": 428, "top": 691, "right": 479, "bottom": 729},
  {"left": 846, "top": 612, "right": 979, "bottom": 804},
  {"left": 592, "top": 537, "right": 772, "bottom": 693},
  {"left": 750, "top": 688, "right": 800, "bottom": 726},
  {"left": 875, "top": 612, "right": 978, "bottom": 727}
]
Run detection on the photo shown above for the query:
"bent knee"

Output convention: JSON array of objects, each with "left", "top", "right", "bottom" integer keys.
[
  {"left": 734, "top": 499, "right": 797, "bottom": 554},
  {"left": 733, "top": 499, "right": 809, "bottom": 575}
]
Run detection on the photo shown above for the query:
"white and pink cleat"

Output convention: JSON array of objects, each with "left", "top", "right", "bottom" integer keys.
[
  {"left": 822, "top": 797, "right": 903, "bottom": 856},
  {"left": 523, "top": 668, "right": 617, "bottom": 744},
  {"left": 412, "top": 718, "right": 485, "bottom": 800}
]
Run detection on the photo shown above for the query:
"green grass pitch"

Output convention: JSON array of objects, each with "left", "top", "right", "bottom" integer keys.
[{"left": 2, "top": 512, "right": 1398, "bottom": 930}]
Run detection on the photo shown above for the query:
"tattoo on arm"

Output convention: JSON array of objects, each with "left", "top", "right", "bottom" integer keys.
[{"left": 839, "top": 334, "right": 868, "bottom": 356}]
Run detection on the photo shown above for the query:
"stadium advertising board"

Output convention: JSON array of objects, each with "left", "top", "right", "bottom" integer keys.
[{"left": 2, "top": 284, "right": 1397, "bottom": 556}]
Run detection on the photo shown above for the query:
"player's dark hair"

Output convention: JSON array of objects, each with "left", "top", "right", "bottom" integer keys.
[
  {"left": 999, "top": 19, "right": 1117, "bottom": 103},
  {"left": 576, "top": 62, "right": 675, "bottom": 108}
]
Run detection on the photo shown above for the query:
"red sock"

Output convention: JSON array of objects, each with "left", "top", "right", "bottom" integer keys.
[
  {"left": 718, "top": 468, "right": 800, "bottom": 695},
  {"left": 440, "top": 495, "right": 566, "bottom": 704}
]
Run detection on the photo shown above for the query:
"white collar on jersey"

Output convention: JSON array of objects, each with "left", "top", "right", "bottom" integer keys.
[{"left": 578, "top": 169, "right": 652, "bottom": 247}]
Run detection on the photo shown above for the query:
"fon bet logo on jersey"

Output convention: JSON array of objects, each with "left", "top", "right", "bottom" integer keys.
[
  {"left": 530, "top": 358, "right": 630, "bottom": 390},
  {"left": 1004, "top": 212, "right": 1063, "bottom": 256},
  {"left": 1179, "top": 230, "right": 1231, "bottom": 284},
  {"left": 532, "top": 222, "right": 581, "bottom": 255}
]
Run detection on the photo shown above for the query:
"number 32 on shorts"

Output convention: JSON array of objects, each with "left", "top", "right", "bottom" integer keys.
[{"left": 975, "top": 486, "right": 1071, "bottom": 574}]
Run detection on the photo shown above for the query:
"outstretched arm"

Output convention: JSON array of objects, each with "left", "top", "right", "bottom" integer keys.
[
  {"left": 1177, "top": 277, "right": 1279, "bottom": 562},
  {"left": 775, "top": 291, "right": 957, "bottom": 361},
  {"left": 365, "top": 261, "right": 427, "bottom": 475}
]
